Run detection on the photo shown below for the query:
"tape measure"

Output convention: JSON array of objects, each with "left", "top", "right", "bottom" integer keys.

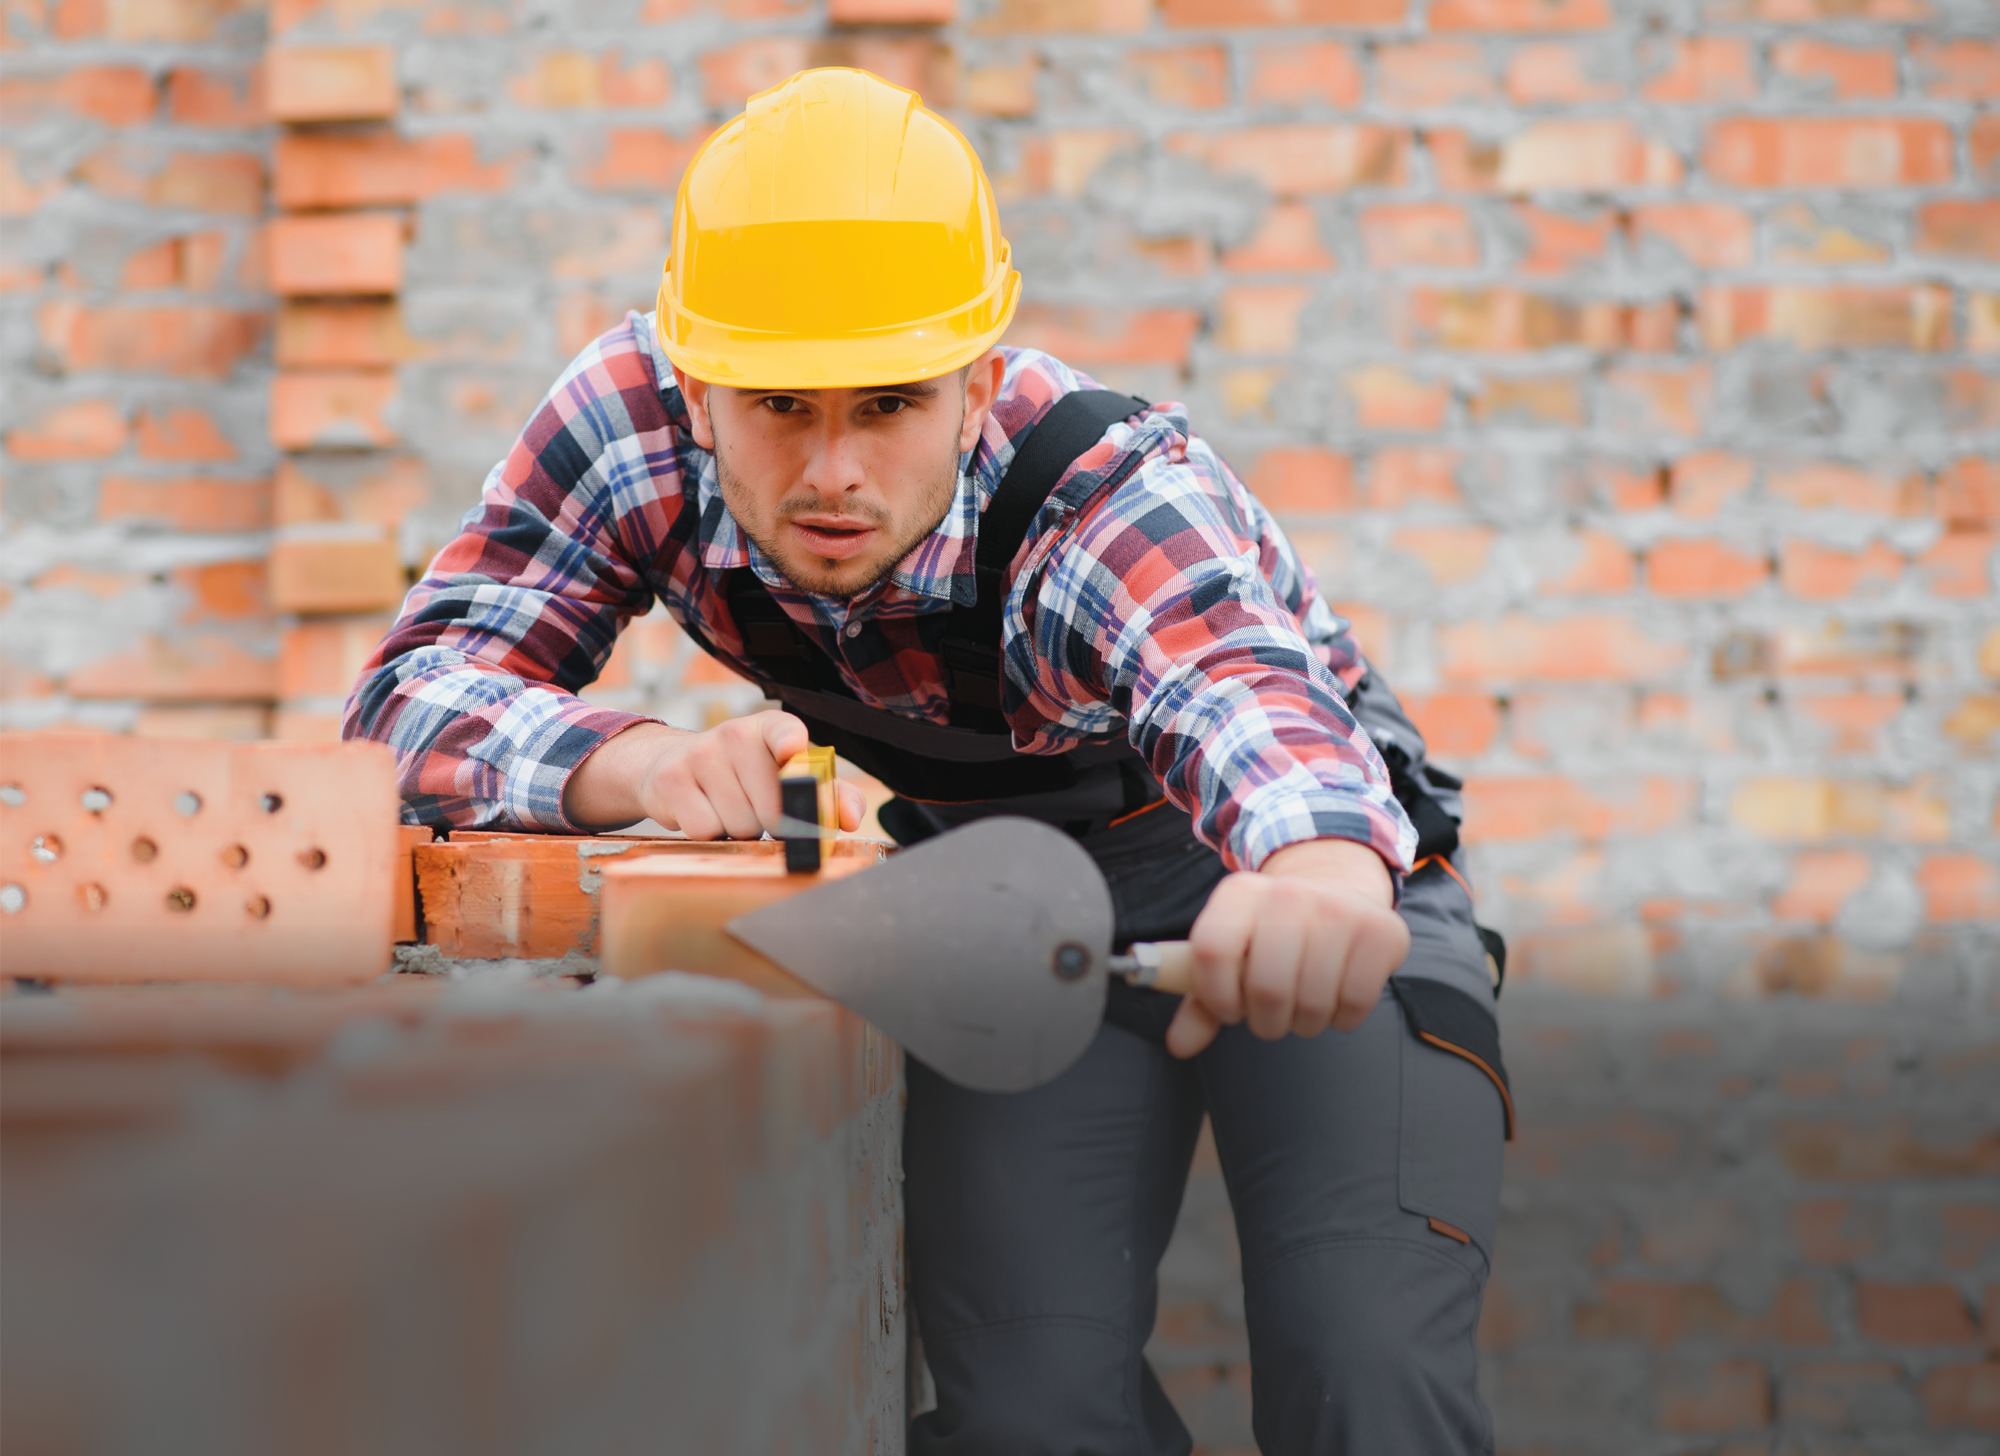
[{"left": 777, "top": 744, "right": 838, "bottom": 873}]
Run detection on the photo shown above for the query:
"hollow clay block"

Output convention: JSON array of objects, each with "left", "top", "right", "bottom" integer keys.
[
  {"left": 596, "top": 853, "right": 875, "bottom": 997},
  {"left": 0, "top": 735, "right": 401, "bottom": 984}
]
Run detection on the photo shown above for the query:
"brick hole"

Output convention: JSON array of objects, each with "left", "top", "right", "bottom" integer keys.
[
  {"left": 245, "top": 894, "right": 272, "bottom": 920},
  {"left": 0, "top": 784, "right": 23, "bottom": 807},
  {"left": 29, "top": 833, "right": 62, "bottom": 865},
  {"left": 0, "top": 883, "right": 24, "bottom": 914},
  {"left": 77, "top": 883, "right": 107, "bottom": 913},
  {"left": 131, "top": 836, "right": 158, "bottom": 863},
  {"left": 165, "top": 886, "right": 197, "bottom": 913},
  {"left": 219, "top": 844, "right": 249, "bottom": 869},
  {"left": 173, "top": 791, "right": 202, "bottom": 817},
  {"left": 259, "top": 793, "right": 284, "bottom": 814},
  {"left": 79, "top": 786, "right": 112, "bottom": 813},
  {"left": 297, "top": 847, "right": 327, "bottom": 871}
]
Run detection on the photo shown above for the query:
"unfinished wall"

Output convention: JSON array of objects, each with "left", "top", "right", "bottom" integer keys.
[{"left": 2, "top": 978, "right": 905, "bottom": 1453}]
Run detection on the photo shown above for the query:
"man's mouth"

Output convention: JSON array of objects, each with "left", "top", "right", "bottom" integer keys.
[{"left": 788, "top": 515, "right": 878, "bottom": 561}]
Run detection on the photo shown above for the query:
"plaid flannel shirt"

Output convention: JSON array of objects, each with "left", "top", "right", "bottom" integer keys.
[{"left": 345, "top": 314, "right": 1417, "bottom": 876}]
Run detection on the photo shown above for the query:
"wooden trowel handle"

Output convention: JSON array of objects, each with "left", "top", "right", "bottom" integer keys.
[{"left": 1109, "top": 941, "right": 1194, "bottom": 995}]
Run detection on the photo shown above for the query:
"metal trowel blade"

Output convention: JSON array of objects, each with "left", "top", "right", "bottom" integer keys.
[{"left": 726, "top": 817, "right": 1113, "bottom": 1093}]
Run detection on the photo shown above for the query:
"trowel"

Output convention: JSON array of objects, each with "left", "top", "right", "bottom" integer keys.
[{"left": 725, "top": 817, "right": 1194, "bottom": 1093}]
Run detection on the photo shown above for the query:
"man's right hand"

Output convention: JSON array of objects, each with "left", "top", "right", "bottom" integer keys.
[{"left": 563, "top": 711, "right": 865, "bottom": 837}]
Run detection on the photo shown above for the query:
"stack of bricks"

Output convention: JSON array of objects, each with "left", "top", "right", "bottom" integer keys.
[{"left": 266, "top": 37, "right": 418, "bottom": 737}]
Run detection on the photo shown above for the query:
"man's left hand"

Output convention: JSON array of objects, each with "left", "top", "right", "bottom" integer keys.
[{"left": 1165, "top": 838, "right": 1410, "bottom": 1059}]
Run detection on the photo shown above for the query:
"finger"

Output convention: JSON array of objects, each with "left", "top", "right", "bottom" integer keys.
[
  {"left": 759, "top": 710, "right": 810, "bottom": 765},
  {"left": 1165, "top": 997, "right": 1222, "bottom": 1060},
  {"left": 691, "top": 755, "right": 766, "bottom": 841},
  {"left": 1187, "top": 876, "right": 1259, "bottom": 1026},
  {"left": 1330, "top": 906, "right": 1411, "bottom": 1032},
  {"left": 835, "top": 780, "right": 866, "bottom": 832},
  {"left": 666, "top": 781, "right": 724, "bottom": 841},
  {"left": 1290, "top": 911, "right": 1345, "bottom": 1039},
  {"left": 1242, "top": 895, "right": 1306, "bottom": 1041}
]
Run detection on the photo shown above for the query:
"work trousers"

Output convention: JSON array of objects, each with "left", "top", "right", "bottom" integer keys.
[{"left": 901, "top": 676, "right": 1505, "bottom": 1455}]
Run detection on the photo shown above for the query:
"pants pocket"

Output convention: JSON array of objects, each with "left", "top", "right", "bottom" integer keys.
[{"left": 1393, "top": 979, "right": 1508, "bottom": 1260}]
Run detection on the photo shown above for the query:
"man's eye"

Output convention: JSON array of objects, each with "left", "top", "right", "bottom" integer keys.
[
  {"left": 764, "top": 396, "right": 803, "bottom": 414},
  {"left": 873, "top": 396, "right": 911, "bottom": 415}
]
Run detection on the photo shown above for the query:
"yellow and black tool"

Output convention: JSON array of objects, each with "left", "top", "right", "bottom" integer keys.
[{"left": 777, "top": 744, "right": 838, "bottom": 873}]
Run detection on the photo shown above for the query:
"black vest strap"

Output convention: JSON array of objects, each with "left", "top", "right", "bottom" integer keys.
[{"left": 720, "top": 389, "right": 1150, "bottom": 802}]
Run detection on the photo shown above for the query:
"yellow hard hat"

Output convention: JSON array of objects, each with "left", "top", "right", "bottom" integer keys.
[{"left": 655, "top": 68, "right": 1020, "bottom": 389}]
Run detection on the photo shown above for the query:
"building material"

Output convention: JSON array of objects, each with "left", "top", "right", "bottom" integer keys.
[{"left": 0, "top": 735, "right": 401, "bottom": 984}]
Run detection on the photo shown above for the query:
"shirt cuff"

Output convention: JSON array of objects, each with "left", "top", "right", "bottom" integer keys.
[
  {"left": 1231, "top": 777, "right": 1417, "bottom": 880},
  {"left": 501, "top": 701, "right": 661, "bottom": 833}
]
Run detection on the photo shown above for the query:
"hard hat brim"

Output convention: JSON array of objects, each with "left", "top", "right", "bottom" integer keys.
[{"left": 655, "top": 262, "right": 1020, "bottom": 390}]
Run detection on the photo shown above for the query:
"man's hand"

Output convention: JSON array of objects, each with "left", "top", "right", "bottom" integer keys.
[
  {"left": 1165, "top": 838, "right": 1410, "bottom": 1059},
  {"left": 564, "top": 711, "right": 866, "bottom": 838}
]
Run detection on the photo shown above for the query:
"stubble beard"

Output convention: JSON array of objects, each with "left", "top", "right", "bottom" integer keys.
[{"left": 714, "top": 426, "right": 964, "bottom": 603}]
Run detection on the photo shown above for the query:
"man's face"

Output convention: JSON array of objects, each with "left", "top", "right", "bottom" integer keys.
[{"left": 676, "top": 352, "right": 1005, "bottom": 600}]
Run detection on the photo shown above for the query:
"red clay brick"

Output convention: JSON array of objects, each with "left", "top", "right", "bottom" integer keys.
[
  {"left": 1430, "top": 0, "right": 1608, "bottom": 29},
  {"left": 1248, "top": 447, "right": 1354, "bottom": 515},
  {"left": 1859, "top": 1283, "right": 1981, "bottom": 1348},
  {"left": 279, "top": 616, "right": 396, "bottom": 698},
  {"left": 269, "top": 536, "right": 407, "bottom": 614},
  {"left": 1642, "top": 35, "right": 1755, "bottom": 103},
  {"left": 164, "top": 65, "right": 264, "bottom": 127},
  {"left": 700, "top": 35, "right": 813, "bottom": 106},
  {"left": 0, "top": 65, "right": 156, "bottom": 126},
  {"left": 1916, "top": 853, "right": 2000, "bottom": 924},
  {"left": 1461, "top": 775, "right": 1689, "bottom": 842},
  {"left": 1780, "top": 539, "right": 1902, "bottom": 600},
  {"left": 274, "top": 132, "right": 514, "bottom": 210},
  {"left": 1160, "top": 0, "right": 1404, "bottom": 25},
  {"left": 267, "top": 45, "right": 398, "bottom": 122},
  {"left": 1780, "top": 1360, "right": 1907, "bottom": 1428},
  {"left": 97, "top": 476, "right": 272, "bottom": 532},
  {"left": 75, "top": 147, "right": 265, "bottom": 215},
  {"left": 1700, "top": 285, "right": 1953, "bottom": 352},
  {"left": 1129, "top": 45, "right": 1231, "bottom": 108},
  {"left": 1538, "top": 530, "right": 1634, "bottom": 595},
  {"left": 1402, "top": 692, "right": 1500, "bottom": 758},
  {"left": 1220, "top": 284, "right": 1313, "bottom": 353},
  {"left": 1401, "top": 289, "right": 1622, "bottom": 351},
  {"left": 983, "top": 0, "right": 1151, "bottom": 30},
  {"left": 1510, "top": 205, "right": 1614, "bottom": 275},
  {"left": 1628, "top": 202, "right": 1756, "bottom": 269},
  {"left": 1367, "top": 447, "right": 1460, "bottom": 507},
  {"left": 1374, "top": 39, "right": 1492, "bottom": 106},
  {"left": 6, "top": 399, "right": 127, "bottom": 460},
  {"left": 1975, "top": 117, "right": 2000, "bottom": 187},
  {"left": 1347, "top": 366, "right": 1450, "bottom": 430},
  {"left": 135, "top": 407, "right": 235, "bottom": 461},
  {"left": 270, "top": 371, "right": 398, "bottom": 450},
  {"left": 1768, "top": 461, "right": 1922, "bottom": 517},
  {"left": 1937, "top": 459, "right": 2000, "bottom": 529},
  {"left": 1662, "top": 450, "right": 1749, "bottom": 519},
  {"left": 1497, "top": 120, "right": 1682, "bottom": 191},
  {"left": 1004, "top": 305, "right": 1202, "bottom": 366},
  {"left": 584, "top": 128, "right": 709, "bottom": 192},
  {"left": 1647, "top": 539, "right": 1769, "bottom": 599},
  {"left": 1220, "top": 204, "right": 1335, "bottom": 273},
  {"left": 828, "top": 0, "right": 956, "bottom": 20},
  {"left": 1921, "top": 1362, "right": 2000, "bottom": 1430},
  {"left": 1792, "top": 1197, "right": 1884, "bottom": 1264},
  {"left": 1468, "top": 374, "right": 1585, "bottom": 427},
  {"left": 1704, "top": 117, "right": 1955, "bottom": 189},
  {"left": 1773, "top": 852, "right": 1873, "bottom": 924},
  {"left": 1438, "top": 614, "right": 1685, "bottom": 683},
  {"left": 1794, "top": 690, "right": 1904, "bottom": 752},
  {"left": 1604, "top": 365, "right": 1711, "bottom": 437},
  {"left": 1912, "top": 37, "right": 2000, "bottom": 100},
  {"left": 1772, "top": 39, "right": 1900, "bottom": 100},
  {"left": 268, "top": 214, "right": 402, "bottom": 297},
  {"left": 37, "top": 302, "right": 265, "bottom": 380},
  {"left": 64, "top": 634, "right": 278, "bottom": 700},
  {"left": 1393, "top": 525, "right": 1494, "bottom": 584},
  {"left": 1915, "top": 532, "right": 1997, "bottom": 599},
  {"left": 1506, "top": 43, "right": 1621, "bottom": 104},
  {"left": 1658, "top": 1359, "right": 1770, "bottom": 1434},
  {"left": 962, "top": 57, "right": 1040, "bottom": 116},
  {"left": 1627, "top": 299, "right": 1678, "bottom": 353},
  {"left": 1359, "top": 204, "right": 1479, "bottom": 269},
  {"left": 1574, "top": 1280, "right": 1749, "bottom": 1347},
  {"left": 1180, "top": 124, "right": 1407, "bottom": 196},
  {"left": 1246, "top": 41, "right": 1360, "bottom": 107}
]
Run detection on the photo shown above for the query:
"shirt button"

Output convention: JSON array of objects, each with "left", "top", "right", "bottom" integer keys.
[{"left": 843, "top": 621, "right": 863, "bottom": 639}]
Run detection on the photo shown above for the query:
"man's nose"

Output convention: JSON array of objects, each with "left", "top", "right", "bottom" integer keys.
[{"left": 800, "top": 415, "right": 868, "bottom": 496}]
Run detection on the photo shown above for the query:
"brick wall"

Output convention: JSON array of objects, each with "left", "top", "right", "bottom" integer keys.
[{"left": 4, "top": 0, "right": 1996, "bottom": 1449}]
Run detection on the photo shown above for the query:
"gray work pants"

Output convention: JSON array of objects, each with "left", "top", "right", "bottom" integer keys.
[{"left": 903, "top": 675, "right": 1504, "bottom": 1455}]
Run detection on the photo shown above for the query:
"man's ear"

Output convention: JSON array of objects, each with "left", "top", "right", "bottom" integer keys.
[
  {"left": 957, "top": 349, "right": 1005, "bottom": 456},
  {"left": 672, "top": 365, "right": 716, "bottom": 451}
]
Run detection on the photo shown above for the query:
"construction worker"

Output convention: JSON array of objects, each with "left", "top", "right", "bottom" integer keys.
[{"left": 348, "top": 69, "right": 1508, "bottom": 1455}]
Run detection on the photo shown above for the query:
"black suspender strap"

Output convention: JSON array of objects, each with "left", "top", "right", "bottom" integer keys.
[{"left": 939, "top": 389, "right": 1148, "bottom": 714}]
